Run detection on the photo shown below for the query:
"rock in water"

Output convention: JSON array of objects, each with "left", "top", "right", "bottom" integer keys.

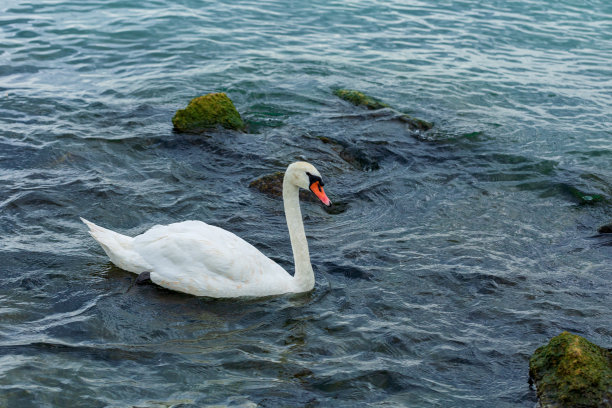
[
  {"left": 317, "top": 136, "right": 379, "bottom": 171},
  {"left": 172, "top": 92, "right": 245, "bottom": 133},
  {"left": 249, "top": 172, "right": 287, "bottom": 198},
  {"left": 249, "top": 171, "right": 347, "bottom": 214},
  {"left": 333, "top": 88, "right": 433, "bottom": 131},
  {"left": 598, "top": 223, "right": 612, "bottom": 234},
  {"left": 529, "top": 332, "right": 612, "bottom": 408},
  {"left": 249, "top": 172, "right": 318, "bottom": 203},
  {"left": 333, "top": 89, "right": 390, "bottom": 110}
]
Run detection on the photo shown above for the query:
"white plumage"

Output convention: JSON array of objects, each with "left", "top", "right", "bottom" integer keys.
[{"left": 82, "top": 162, "right": 331, "bottom": 298}]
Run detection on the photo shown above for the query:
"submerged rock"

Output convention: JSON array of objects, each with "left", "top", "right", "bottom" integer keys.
[
  {"left": 529, "top": 332, "right": 612, "bottom": 408},
  {"left": 333, "top": 88, "right": 433, "bottom": 131},
  {"left": 565, "top": 186, "right": 605, "bottom": 205},
  {"left": 249, "top": 171, "right": 347, "bottom": 214},
  {"left": 318, "top": 136, "right": 379, "bottom": 171},
  {"left": 598, "top": 223, "right": 612, "bottom": 234},
  {"left": 172, "top": 92, "right": 244, "bottom": 133},
  {"left": 333, "top": 89, "right": 390, "bottom": 110},
  {"left": 398, "top": 113, "right": 434, "bottom": 132},
  {"left": 249, "top": 171, "right": 317, "bottom": 203}
]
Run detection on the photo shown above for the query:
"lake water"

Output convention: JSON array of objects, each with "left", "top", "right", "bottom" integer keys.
[{"left": 1, "top": 0, "right": 611, "bottom": 406}]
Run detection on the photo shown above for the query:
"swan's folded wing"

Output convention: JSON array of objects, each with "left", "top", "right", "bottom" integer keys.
[{"left": 131, "top": 221, "right": 289, "bottom": 295}]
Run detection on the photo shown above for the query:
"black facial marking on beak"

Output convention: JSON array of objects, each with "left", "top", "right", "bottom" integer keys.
[{"left": 306, "top": 172, "right": 324, "bottom": 187}]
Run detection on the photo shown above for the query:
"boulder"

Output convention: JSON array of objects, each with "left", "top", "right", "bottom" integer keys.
[
  {"left": 529, "top": 332, "right": 612, "bottom": 408},
  {"left": 172, "top": 92, "right": 244, "bottom": 133}
]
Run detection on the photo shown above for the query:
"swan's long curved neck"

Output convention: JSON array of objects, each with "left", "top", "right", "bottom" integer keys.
[{"left": 283, "top": 178, "right": 315, "bottom": 292}]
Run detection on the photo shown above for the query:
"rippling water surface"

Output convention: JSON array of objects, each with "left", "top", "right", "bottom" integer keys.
[{"left": 1, "top": 0, "right": 611, "bottom": 406}]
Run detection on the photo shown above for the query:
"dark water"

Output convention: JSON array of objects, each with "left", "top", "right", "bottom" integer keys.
[{"left": 1, "top": 0, "right": 611, "bottom": 406}]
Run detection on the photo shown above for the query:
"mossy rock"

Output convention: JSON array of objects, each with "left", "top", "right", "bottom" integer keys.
[
  {"left": 598, "top": 223, "right": 612, "bottom": 234},
  {"left": 333, "top": 89, "right": 390, "bottom": 110},
  {"left": 333, "top": 89, "right": 433, "bottom": 131},
  {"left": 529, "top": 331, "right": 612, "bottom": 408},
  {"left": 398, "top": 113, "right": 434, "bottom": 131},
  {"left": 172, "top": 93, "right": 244, "bottom": 133}
]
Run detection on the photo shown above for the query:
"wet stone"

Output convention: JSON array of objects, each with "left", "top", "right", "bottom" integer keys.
[
  {"left": 529, "top": 331, "right": 612, "bottom": 408},
  {"left": 333, "top": 88, "right": 433, "bottom": 131},
  {"left": 172, "top": 92, "right": 245, "bottom": 133},
  {"left": 598, "top": 223, "right": 612, "bottom": 234},
  {"left": 333, "top": 89, "right": 390, "bottom": 110},
  {"left": 249, "top": 172, "right": 347, "bottom": 214},
  {"left": 318, "top": 136, "right": 379, "bottom": 171}
]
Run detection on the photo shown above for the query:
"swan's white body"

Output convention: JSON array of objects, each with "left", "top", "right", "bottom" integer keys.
[{"left": 82, "top": 162, "right": 331, "bottom": 298}]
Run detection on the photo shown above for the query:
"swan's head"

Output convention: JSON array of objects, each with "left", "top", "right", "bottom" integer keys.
[{"left": 286, "top": 161, "right": 332, "bottom": 206}]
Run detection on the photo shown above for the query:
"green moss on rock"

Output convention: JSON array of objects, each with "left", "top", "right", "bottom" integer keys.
[
  {"left": 333, "top": 89, "right": 389, "bottom": 110},
  {"left": 333, "top": 89, "right": 433, "bottom": 131},
  {"left": 172, "top": 93, "right": 244, "bottom": 133},
  {"left": 529, "top": 332, "right": 612, "bottom": 408},
  {"left": 399, "top": 114, "right": 434, "bottom": 131}
]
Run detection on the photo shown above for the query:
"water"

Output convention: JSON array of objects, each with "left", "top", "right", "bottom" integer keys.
[{"left": 1, "top": 0, "right": 611, "bottom": 406}]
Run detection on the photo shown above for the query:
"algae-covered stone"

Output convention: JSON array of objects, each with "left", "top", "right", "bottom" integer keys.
[
  {"left": 172, "top": 93, "right": 244, "bottom": 133},
  {"left": 333, "top": 89, "right": 433, "bottom": 131},
  {"left": 529, "top": 331, "right": 612, "bottom": 408},
  {"left": 333, "top": 89, "right": 389, "bottom": 110},
  {"left": 398, "top": 113, "right": 434, "bottom": 131}
]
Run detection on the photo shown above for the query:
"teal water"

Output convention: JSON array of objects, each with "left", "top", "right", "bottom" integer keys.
[{"left": 1, "top": 0, "right": 611, "bottom": 406}]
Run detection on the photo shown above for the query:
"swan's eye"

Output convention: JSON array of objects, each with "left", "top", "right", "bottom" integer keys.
[{"left": 306, "top": 172, "right": 324, "bottom": 187}]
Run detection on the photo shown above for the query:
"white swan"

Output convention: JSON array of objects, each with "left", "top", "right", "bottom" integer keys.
[{"left": 81, "top": 161, "right": 331, "bottom": 298}]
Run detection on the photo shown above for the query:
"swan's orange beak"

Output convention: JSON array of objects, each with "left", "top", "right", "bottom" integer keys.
[{"left": 310, "top": 181, "right": 331, "bottom": 207}]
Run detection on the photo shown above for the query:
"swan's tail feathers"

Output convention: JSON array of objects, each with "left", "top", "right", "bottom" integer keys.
[{"left": 80, "top": 217, "right": 151, "bottom": 274}]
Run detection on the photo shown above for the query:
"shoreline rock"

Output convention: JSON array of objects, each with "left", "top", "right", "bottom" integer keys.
[
  {"left": 529, "top": 332, "right": 612, "bottom": 408},
  {"left": 172, "top": 92, "right": 245, "bottom": 133}
]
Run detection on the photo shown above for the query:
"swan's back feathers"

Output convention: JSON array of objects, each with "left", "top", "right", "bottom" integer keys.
[
  {"left": 82, "top": 219, "right": 296, "bottom": 297},
  {"left": 80, "top": 218, "right": 151, "bottom": 273},
  {"left": 132, "top": 221, "right": 292, "bottom": 297}
]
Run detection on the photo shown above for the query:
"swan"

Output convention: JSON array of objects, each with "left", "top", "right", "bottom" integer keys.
[{"left": 81, "top": 161, "right": 332, "bottom": 298}]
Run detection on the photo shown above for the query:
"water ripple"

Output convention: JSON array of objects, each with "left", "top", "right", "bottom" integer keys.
[{"left": 1, "top": 0, "right": 611, "bottom": 406}]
